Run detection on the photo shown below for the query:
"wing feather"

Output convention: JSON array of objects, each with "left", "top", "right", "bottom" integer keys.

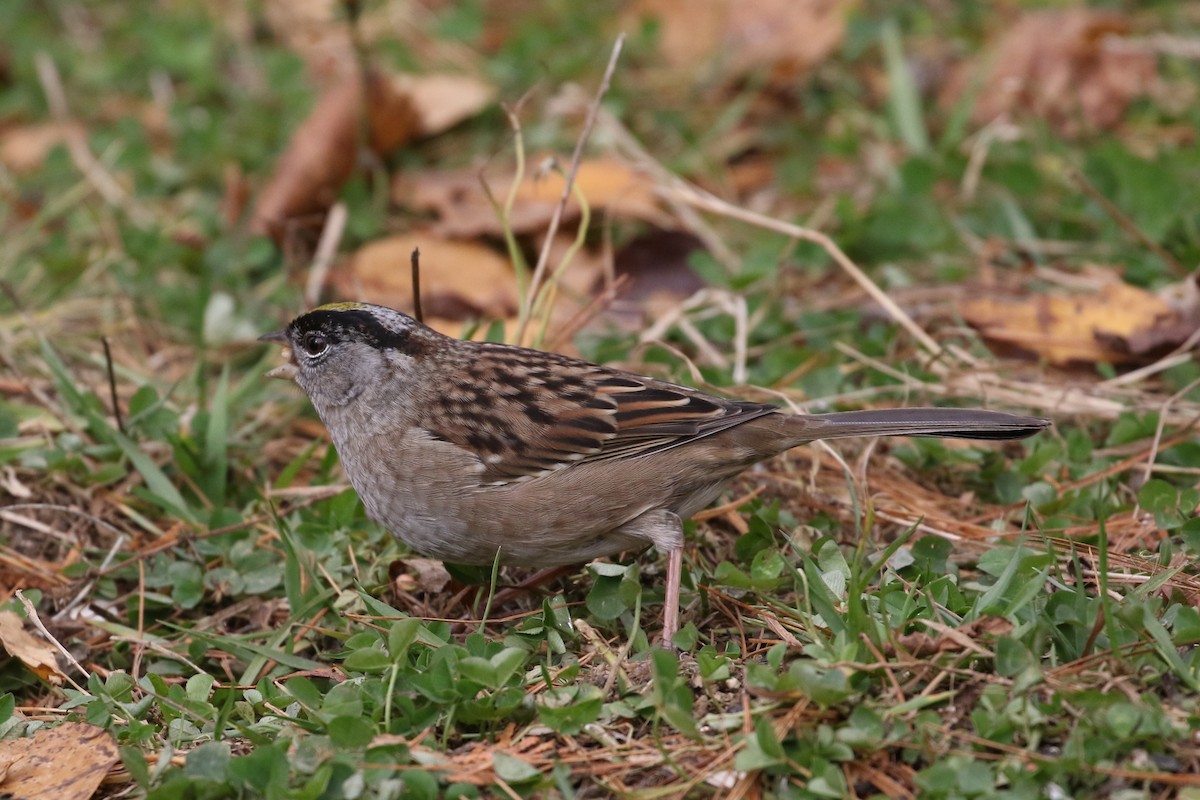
[{"left": 421, "top": 344, "right": 779, "bottom": 484}]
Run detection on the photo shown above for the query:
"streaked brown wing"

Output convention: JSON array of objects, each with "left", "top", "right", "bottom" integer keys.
[
  {"left": 584, "top": 374, "right": 779, "bottom": 462},
  {"left": 421, "top": 345, "right": 777, "bottom": 485}
]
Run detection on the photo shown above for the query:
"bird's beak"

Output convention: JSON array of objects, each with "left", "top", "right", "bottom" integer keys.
[{"left": 259, "top": 330, "right": 299, "bottom": 381}]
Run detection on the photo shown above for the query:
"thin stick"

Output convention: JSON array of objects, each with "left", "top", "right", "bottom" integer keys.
[
  {"left": 3, "top": 503, "right": 130, "bottom": 540},
  {"left": 101, "top": 336, "right": 125, "bottom": 434},
  {"left": 516, "top": 33, "right": 625, "bottom": 345},
  {"left": 1071, "top": 169, "right": 1186, "bottom": 278},
  {"left": 33, "top": 52, "right": 146, "bottom": 224},
  {"left": 304, "top": 201, "right": 347, "bottom": 306},
  {"left": 14, "top": 590, "right": 90, "bottom": 692},
  {"left": 96, "top": 491, "right": 339, "bottom": 577},
  {"left": 1134, "top": 375, "right": 1200, "bottom": 517},
  {"left": 669, "top": 184, "right": 945, "bottom": 358},
  {"left": 54, "top": 531, "right": 128, "bottom": 621},
  {"left": 410, "top": 247, "right": 423, "bottom": 323},
  {"left": 1099, "top": 324, "right": 1200, "bottom": 389}
]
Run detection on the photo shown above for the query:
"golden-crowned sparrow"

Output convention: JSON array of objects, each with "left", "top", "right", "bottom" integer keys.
[{"left": 262, "top": 302, "right": 1050, "bottom": 645}]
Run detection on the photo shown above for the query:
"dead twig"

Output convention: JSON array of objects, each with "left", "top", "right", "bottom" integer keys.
[
  {"left": 410, "top": 247, "right": 424, "bottom": 323},
  {"left": 1071, "top": 169, "right": 1187, "bottom": 278},
  {"left": 516, "top": 33, "right": 625, "bottom": 345},
  {"left": 667, "top": 183, "right": 946, "bottom": 360},
  {"left": 33, "top": 52, "right": 149, "bottom": 225},
  {"left": 304, "top": 201, "right": 347, "bottom": 306},
  {"left": 14, "top": 590, "right": 90, "bottom": 692}
]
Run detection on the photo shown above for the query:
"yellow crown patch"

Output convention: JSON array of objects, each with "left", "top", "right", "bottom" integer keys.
[{"left": 313, "top": 302, "right": 368, "bottom": 312}]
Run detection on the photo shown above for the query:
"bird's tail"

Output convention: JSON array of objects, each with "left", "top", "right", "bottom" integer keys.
[{"left": 795, "top": 407, "right": 1050, "bottom": 441}]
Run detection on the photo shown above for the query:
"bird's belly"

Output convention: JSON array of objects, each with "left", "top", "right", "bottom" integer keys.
[{"left": 334, "top": 427, "right": 735, "bottom": 566}]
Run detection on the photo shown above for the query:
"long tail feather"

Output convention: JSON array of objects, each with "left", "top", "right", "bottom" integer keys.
[{"left": 798, "top": 408, "right": 1050, "bottom": 441}]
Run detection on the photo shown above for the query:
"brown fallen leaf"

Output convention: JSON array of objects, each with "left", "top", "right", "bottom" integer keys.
[
  {"left": 0, "top": 723, "right": 118, "bottom": 800},
  {"left": 0, "top": 610, "right": 64, "bottom": 685},
  {"left": 603, "top": 229, "right": 707, "bottom": 329},
  {"left": 1124, "top": 272, "right": 1200, "bottom": 355},
  {"left": 0, "top": 121, "right": 83, "bottom": 173},
  {"left": 261, "top": 0, "right": 456, "bottom": 84},
  {"left": 398, "top": 74, "right": 495, "bottom": 139},
  {"left": 625, "top": 0, "right": 851, "bottom": 83},
  {"left": 251, "top": 71, "right": 416, "bottom": 241},
  {"left": 252, "top": 70, "right": 493, "bottom": 243},
  {"left": 262, "top": 0, "right": 356, "bottom": 80},
  {"left": 400, "top": 156, "right": 668, "bottom": 238},
  {"left": 942, "top": 9, "right": 1157, "bottom": 135},
  {"left": 393, "top": 558, "right": 452, "bottom": 594},
  {"left": 960, "top": 277, "right": 1200, "bottom": 366},
  {"left": 330, "top": 232, "right": 519, "bottom": 323},
  {"left": 888, "top": 616, "right": 1013, "bottom": 658}
]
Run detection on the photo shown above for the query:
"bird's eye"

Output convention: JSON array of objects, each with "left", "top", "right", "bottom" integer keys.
[{"left": 300, "top": 332, "right": 330, "bottom": 358}]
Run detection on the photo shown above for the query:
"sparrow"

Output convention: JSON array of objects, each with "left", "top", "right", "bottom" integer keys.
[{"left": 262, "top": 302, "right": 1050, "bottom": 645}]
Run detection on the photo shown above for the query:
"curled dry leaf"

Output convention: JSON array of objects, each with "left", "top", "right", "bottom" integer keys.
[
  {"left": 0, "top": 610, "right": 64, "bottom": 685},
  {"left": 252, "top": 71, "right": 493, "bottom": 242},
  {"left": 251, "top": 71, "right": 415, "bottom": 240},
  {"left": 942, "top": 9, "right": 1157, "bottom": 135},
  {"left": 0, "top": 723, "right": 118, "bottom": 800},
  {"left": 399, "top": 156, "right": 668, "bottom": 238},
  {"left": 330, "top": 232, "right": 519, "bottom": 324},
  {"left": 625, "top": 0, "right": 850, "bottom": 83},
  {"left": 393, "top": 558, "right": 452, "bottom": 594},
  {"left": 960, "top": 276, "right": 1200, "bottom": 366}
]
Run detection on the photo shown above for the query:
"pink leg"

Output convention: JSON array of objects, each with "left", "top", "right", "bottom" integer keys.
[{"left": 662, "top": 546, "right": 682, "bottom": 648}]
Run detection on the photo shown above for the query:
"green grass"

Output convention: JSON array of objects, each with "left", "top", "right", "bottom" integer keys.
[{"left": 3, "top": 1, "right": 1200, "bottom": 798}]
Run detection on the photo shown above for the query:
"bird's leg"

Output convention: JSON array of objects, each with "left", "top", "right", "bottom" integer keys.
[
  {"left": 663, "top": 545, "right": 682, "bottom": 648},
  {"left": 612, "top": 509, "right": 685, "bottom": 649}
]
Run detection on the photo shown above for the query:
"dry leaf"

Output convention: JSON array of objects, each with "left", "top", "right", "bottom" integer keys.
[
  {"left": 400, "top": 157, "right": 667, "bottom": 238},
  {"left": 626, "top": 0, "right": 851, "bottom": 83},
  {"left": 889, "top": 616, "right": 1013, "bottom": 657},
  {"left": 330, "top": 232, "right": 519, "bottom": 322},
  {"left": 251, "top": 71, "right": 417, "bottom": 240},
  {"left": 1, "top": 467, "right": 33, "bottom": 499},
  {"left": 0, "top": 610, "right": 64, "bottom": 685},
  {"left": 261, "top": 0, "right": 466, "bottom": 84},
  {"left": 961, "top": 278, "right": 1200, "bottom": 366},
  {"left": 942, "top": 9, "right": 1157, "bottom": 135},
  {"left": 0, "top": 121, "right": 83, "bottom": 173},
  {"left": 393, "top": 558, "right": 452, "bottom": 594},
  {"left": 397, "top": 74, "right": 496, "bottom": 138},
  {"left": 0, "top": 723, "right": 118, "bottom": 800},
  {"left": 252, "top": 70, "right": 492, "bottom": 242},
  {"left": 604, "top": 230, "right": 706, "bottom": 328},
  {"left": 262, "top": 0, "right": 355, "bottom": 80}
]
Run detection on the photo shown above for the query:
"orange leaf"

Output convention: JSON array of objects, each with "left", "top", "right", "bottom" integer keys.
[
  {"left": 252, "top": 71, "right": 492, "bottom": 242},
  {"left": 401, "top": 157, "right": 668, "bottom": 238},
  {"left": 0, "top": 723, "right": 117, "bottom": 800},
  {"left": 0, "top": 610, "right": 64, "bottom": 685},
  {"left": 625, "top": 0, "right": 851, "bottom": 82},
  {"left": 0, "top": 122, "right": 83, "bottom": 174},
  {"left": 960, "top": 281, "right": 1191, "bottom": 366},
  {"left": 331, "top": 233, "right": 519, "bottom": 323}
]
